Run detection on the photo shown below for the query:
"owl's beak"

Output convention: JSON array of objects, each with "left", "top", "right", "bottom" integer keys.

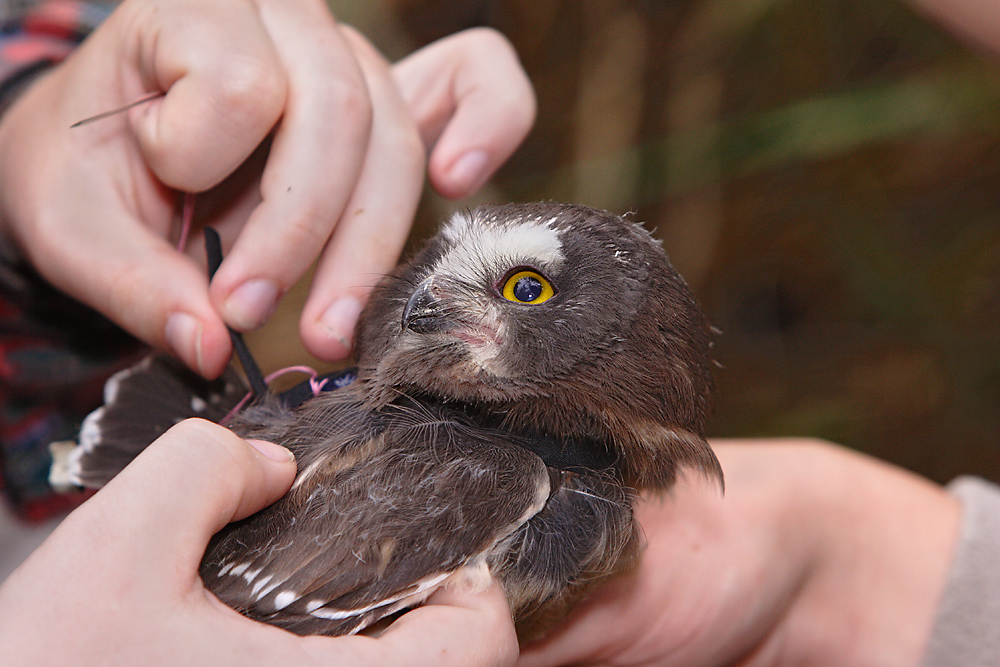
[{"left": 402, "top": 278, "right": 451, "bottom": 334}]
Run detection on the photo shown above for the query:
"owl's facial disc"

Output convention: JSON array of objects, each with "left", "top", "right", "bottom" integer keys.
[
  {"left": 396, "top": 211, "right": 568, "bottom": 368},
  {"left": 401, "top": 273, "right": 508, "bottom": 351}
]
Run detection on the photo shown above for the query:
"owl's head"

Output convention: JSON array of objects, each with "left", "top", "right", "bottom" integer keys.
[{"left": 358, "top": 203, "right": 718, "bottom": 487}]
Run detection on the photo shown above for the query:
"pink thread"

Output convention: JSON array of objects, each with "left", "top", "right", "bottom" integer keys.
[
  {"left": 177, "top": 192, "right": 195, "bottom": 252},
  {"left": 219, "top": 365, "right": 328, "bottom": 425}
]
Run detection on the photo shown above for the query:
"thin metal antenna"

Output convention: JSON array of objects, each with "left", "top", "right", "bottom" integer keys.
[{"left": 70, "top": 92, "right": 165, "bottom": 128}]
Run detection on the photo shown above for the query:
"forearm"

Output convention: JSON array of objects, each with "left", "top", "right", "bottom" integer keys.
[{"left": 776, "top": 442, "right": 961, "bottom": 667}]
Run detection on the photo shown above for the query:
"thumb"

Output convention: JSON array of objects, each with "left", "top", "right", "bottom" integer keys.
[{"left": 89, "top": 419, "right": 296, "bottom": 572}]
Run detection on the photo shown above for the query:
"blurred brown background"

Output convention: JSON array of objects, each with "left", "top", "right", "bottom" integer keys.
[{"left": 263, "top": 0, "right": 1000, "bottom": 485}]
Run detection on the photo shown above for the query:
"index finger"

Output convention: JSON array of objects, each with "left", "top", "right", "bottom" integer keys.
[{"left": 209, "top": 0, "right": 376, "bottom": 332}]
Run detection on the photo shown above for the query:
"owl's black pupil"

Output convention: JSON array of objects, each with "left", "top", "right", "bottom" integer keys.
[{"left": 514, "top": 276, "right": 543, "bottom": 302}]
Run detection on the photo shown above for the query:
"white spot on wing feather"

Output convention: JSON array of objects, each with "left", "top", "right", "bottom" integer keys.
[
  {"left": 306, "top": 571, "right": 452, "bottom": 621},
  {"left": 77, "top": 408, "right": 105, "bottom": 454},
  {"left": 255, "top": 579, "right": 282, "bottom": 602},
  {"left": 250, "top": 575, "right": 273, "bottom": 598},
  {"left": 274, "top": 591, "right": 297, "bottom": 611},
  {"left": 229, "top": 562, "right": 250, "bottom": 577}
]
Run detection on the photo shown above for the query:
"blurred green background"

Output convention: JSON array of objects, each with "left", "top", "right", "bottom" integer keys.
[{"left": 282, "top": 0, "right": 1000, "bottom": 484}]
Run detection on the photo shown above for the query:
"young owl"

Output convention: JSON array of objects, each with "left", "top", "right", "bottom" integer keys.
[{"left": 57, "top": 202, "right": 721, "bottom": 641}]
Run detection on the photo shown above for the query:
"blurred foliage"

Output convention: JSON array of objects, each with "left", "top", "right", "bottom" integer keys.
[{"left": 315, "top": 0, "right": 1000, "bottom": 483}]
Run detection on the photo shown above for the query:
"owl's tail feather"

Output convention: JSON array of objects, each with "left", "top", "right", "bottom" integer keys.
[{"left": 49, "top": 354, "right": 248, "bottom": 490}]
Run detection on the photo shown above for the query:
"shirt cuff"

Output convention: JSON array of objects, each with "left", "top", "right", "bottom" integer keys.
[{"left": 921, "top": 476, "right": 1000, "bottom": 667}]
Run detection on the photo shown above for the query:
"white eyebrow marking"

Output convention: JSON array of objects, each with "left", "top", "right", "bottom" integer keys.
[{"left": 436, "top": 210, "right": 564, "bottom": 279}]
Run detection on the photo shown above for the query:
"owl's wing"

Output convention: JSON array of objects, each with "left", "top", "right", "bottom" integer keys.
[
  {"left": 202, "top": 392, "right": 551, "bottom": 636},
  {"left": 50, "top": 354, "right": 247, "bottom": 489},
  {"left": 50, "top": 352, "right": 359, "bottom": 490}
]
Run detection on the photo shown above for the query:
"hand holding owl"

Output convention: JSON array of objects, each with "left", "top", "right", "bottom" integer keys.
[
  {"left": 0, "top": 419, "right": 518, "bottom": 667},
  {"left": 0, "top": 0, "right": 535, "bottom": 377},
  {"left": 519, "top": 440, "right": 961, "bottom": 667}
]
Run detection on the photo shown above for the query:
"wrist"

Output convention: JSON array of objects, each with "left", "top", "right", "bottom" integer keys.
[{"left": 787, "top": 443, "right": 960, "bottom": 667}]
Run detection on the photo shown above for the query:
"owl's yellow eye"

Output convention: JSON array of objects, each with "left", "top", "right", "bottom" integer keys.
[{"left": 501, "top": 269, "right": 555, "bottom": 304}]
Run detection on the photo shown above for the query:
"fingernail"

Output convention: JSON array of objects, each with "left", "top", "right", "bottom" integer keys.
[
  {"left": 246, "top": 439, "right": 295, "bottom": 463},
  {"left": 225, "top": 279, "right": 280, "bottom": 330},
  {"left": 448, "top": 149, "right": 490, "bottom": 193},
  {"left": 165, "top": 312, "right": 205, "bottom": 376},
  {"left": 319, "top": 297, "right": 363, "bottom": 351}
]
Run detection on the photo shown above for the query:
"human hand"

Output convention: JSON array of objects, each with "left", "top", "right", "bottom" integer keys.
[
  {"left": 0, "top": 419, "right": 518, "bottom": 666},
  {"left": 519, "top": 440, "right": 961, "bottom": 667},
  {"left": 0, "top": 0, "right": 535, "bottom": 377}
]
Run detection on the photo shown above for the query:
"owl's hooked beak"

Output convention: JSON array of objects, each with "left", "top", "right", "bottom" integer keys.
[{"left": 402, "top": 278, "right": 452, "bottom": 334}]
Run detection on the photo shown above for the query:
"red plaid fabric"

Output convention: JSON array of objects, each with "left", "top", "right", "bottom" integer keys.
[{"left": 0, "top": 0, "right": 133, "bottom": 522}]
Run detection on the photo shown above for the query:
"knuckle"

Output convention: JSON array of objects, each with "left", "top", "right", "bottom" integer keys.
[
  {"left": 396, "top": 122, "right": 428, "bottom": 174},
  {"left": 164, "top": 418, "right": 251, "bottom": 482},
  {"left": 325, "top": 76, "right": 373, "bottom": 134},
  {"left": 461, "top": 27, "right": 516, "bottom": 57},
  {"left": 286, "top": 204, "right": 330, "bottom": 246},
  {"left": 215, "top": 56, "right": 287, "bottom": 123}
]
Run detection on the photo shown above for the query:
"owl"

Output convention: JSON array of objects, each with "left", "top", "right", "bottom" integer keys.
[{"left": 55, "top": 202, "right": 721, "bottom": 641}]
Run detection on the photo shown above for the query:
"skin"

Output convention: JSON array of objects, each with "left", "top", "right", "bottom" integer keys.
[
  {"left": 0, "top": 0, "right": 535, "bottom": 378},
  {"left": 0, "top": 419, "right": 519, "bottom": 666},
  {"left": 518, "top": 440, "right": 962, "bottom": 667}
]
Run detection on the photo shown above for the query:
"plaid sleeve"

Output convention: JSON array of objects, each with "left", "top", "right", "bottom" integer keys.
[
  {"left": 0, "top": 0, "right": 137, "bottom": 522},
  {"left": 0, "top": 1, "right": 113, "bottom": 108}
]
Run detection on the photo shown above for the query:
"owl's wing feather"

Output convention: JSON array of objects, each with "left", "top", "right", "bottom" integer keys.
[
  {"left": 53, "top": 354, "right": 246, "bottom": 489},
  {"left": 494, "top": 466, "right": 637, "bottom": 639},
  {"left": 203, "top": 388, "right": 551, "bottom": 636}
]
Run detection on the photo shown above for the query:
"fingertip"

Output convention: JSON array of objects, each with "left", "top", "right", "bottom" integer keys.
[
  {"left": 402, "top": 27, "right": 536, "bottom": 199},
  {"left": 219, "top": 277, "right": 282, "bottom": 332},
  {"left": 163, "top": 310, "right": 232, "bottom": 378},
  {"left": 154, "top": 419, "right": 295, "bottom": 526},
  {"left": 164, "top": 311, "right": 204, "bottom": 371},
  {"left": 430, "top": 148, "right": 491, "bottom": 199},
  {"left": 300, "top": 295, "right": 363, "bottom": 361},
  {"left": 198, "top": 317, "right": 236, "bottom": 379},
  {"left": 245, "top": 439, "right": 295, "bottom": 464}
]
